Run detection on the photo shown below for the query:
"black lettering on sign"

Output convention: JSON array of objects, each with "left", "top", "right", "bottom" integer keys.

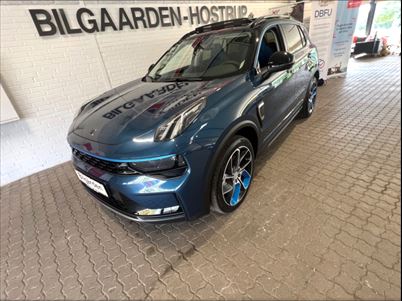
[
  {"left": 145, "top": 7, "right": 159, "bottom": 28},
  {"left": 29, "top": 9, "right": 57, "bottom": 36},
  {"left": 200, "top": 6, "right": 210, "bottom": 24},
  {"left": 77, "top": 8, "right": 99, "bottom": 33},
  {"left": 170, "top": 7, "right": 182, "bottom": 26},
  {"left": 210, "top": 6, "right": 219, "bottom": 23},
  {"left": 240, "top": 6, "right": 248, "bottom": 17},
  {"left": 218, "top": 6, "right": 226, "bottom": 20},
  {"left": 100, "top": 8, "right": 117, "bottom": 31},
  {"left": 119, "top": 8, "right": 134, "bottom": 30},
  {"left": 188, "top": 7, "right": 200, "bottom": 25},
  {"left": 29, "top": 6, "right": 250, "bottom": 37},
  {"left": 59, "top": 9, "right": 82, "bottom": 34},
  {"left": 131, "top": 7, "right": 147, "bottom": 29},
  {"left": 226, "top": 6, "right": 234, "bottom": 19},
  {"left": 158, "top": 7, "right": 171, "bottom": 27},
  {"left": 51, "top": 9, "right": 66, "bottom": 34}
]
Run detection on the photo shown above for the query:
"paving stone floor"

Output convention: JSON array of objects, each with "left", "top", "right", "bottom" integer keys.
[{"left": 1, "top": 56, "right": 401, "bottom": 300}]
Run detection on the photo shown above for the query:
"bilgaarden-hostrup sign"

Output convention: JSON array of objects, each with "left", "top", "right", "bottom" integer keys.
[{"left": 29, "top": 6, "right": 249, "bottom": 36}]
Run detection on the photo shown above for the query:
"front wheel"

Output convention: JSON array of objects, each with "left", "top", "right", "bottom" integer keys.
[
  {"left": 299, "top": 77, "right": 318, "bottom": 118},
  {"left": 211, "top": 136, "right": 254, "bottom": 213}
]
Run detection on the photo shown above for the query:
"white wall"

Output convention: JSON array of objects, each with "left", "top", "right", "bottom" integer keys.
[{"left": 0, "top": 0, "right": 300, "bottom": 185}]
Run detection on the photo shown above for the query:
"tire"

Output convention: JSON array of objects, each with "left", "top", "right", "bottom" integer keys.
[
  {"left": 299, "top": 76, "right": 318, "bottom": 118},
  {"left": 211, "top": 135, "right": 254, "bottom": 213}
]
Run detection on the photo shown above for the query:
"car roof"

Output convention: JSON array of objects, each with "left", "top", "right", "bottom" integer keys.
[{"left": 180, "top": 16, "right": 303, "bottom": 40}]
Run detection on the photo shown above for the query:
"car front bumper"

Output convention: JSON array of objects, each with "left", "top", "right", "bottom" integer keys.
[{"left": 71, "top": 145, "right": 213, "bottom": 222}]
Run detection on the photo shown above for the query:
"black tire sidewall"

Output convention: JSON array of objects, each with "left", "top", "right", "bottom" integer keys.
[
  {"left": 306, "top": 77, "right": 318, "bottom": 116},
  {"left": 211, "top": 135, "right": 254, "bottom": 213}
]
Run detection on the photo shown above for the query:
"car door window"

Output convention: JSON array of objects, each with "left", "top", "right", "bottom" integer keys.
[
  {"left": 258, "top": 28, "right": 280, "bottom": 68},
  {"left": 298, "top": 26, "right": 307, "bottom": 47},
  {"left": 281, "top": 24, "right": 304, "bottom": 53}
]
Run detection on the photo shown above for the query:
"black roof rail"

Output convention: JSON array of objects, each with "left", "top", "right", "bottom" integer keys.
[
  {"left": 250, "top": 14, "right": 293, "bottom": 27},
  {"left": 179, "top": 15, "right": 294, "bottom": 41},
  {"left": 194, "top": 18, "right": 253, "bottom": 34},
  {"left": 178, "top": 18, "right": 253, "bottom": 41}
]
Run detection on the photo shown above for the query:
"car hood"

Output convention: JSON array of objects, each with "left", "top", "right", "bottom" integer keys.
[{"left": 72, "top": 78, "right": 235, "bottom": 145}]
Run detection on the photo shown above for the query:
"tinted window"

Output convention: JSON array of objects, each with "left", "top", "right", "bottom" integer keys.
[
  {"left": 281, "top": 24, "right": 304, "bottom": 53},
  {"left": 258, "top": 29, "right": 280, "bottom": 68},
  {"left": 298, "top": 26, "right": 307, "bottom": 47}
]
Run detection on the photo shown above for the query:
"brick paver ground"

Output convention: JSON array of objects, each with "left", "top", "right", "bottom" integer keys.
[{"left": 1, "top": 56, "right": 401, "bottom": 300}]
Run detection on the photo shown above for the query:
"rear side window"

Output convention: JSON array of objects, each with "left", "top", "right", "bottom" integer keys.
[
  {"left": 281, "top": 24, "right": 305, "bottom": 53},
  {"left": 298, "top": 27, "right": 307, "bottom": 47}
]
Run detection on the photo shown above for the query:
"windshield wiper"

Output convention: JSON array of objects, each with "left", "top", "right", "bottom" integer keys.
[{"left": 143, "top": 75, "right": 154, "bottom": 82}]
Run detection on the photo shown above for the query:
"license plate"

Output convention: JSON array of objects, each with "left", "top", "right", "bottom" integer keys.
[{"left": 75, "top": 170, "right": 108, "bottom": 197}]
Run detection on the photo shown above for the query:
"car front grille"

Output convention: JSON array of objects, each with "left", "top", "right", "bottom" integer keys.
[{"left": 72, "top": 148, "right": 140, "bottom": 175}]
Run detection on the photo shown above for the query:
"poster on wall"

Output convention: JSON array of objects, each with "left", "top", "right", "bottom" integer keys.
[
  {"left": 327, "top": 0, "right": 361, "bottom": 78},
  {"left": 309, "top": 0, "right": 338, "bottom": 81}
]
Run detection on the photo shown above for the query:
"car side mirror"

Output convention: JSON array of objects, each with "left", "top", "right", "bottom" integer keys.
[
  {"left": 148, "top": 64, "right": 155, "bottom": 72},
  {"left": 261, "top": 51, "right": 294, "bottom": 79}
]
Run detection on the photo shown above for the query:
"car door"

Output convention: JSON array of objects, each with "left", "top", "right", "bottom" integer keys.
[
  {"left": 254, "top": 25, "right": 298, "bottom": 143},
  {"left": 280, "top": 23, "right": 311, "bottom": 109}
]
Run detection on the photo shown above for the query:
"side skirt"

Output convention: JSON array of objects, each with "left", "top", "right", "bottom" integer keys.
[{"left": 261, "top": 99, "right": 304, "bottom": 150}]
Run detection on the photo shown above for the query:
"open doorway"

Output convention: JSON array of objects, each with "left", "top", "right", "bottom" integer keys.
[{"left": 352, "top": 0, "right": 401, "bottom": 56}]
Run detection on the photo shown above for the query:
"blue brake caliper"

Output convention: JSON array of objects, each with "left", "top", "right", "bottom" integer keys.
[
  {"left": 230, "top": 183, "right": 241, "bottom": 206},
  {"left": 230, "top": 170, "right": 251, "bottom": 206},
  {"left": 241, "top": 170, "right": 251, "bottom": 189}
]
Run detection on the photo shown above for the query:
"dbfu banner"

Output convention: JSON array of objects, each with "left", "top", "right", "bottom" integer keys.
[
  {"left": 327, "top": 0, "right": 361, "bottom": 78},
  {"left": 309, "top": 0, "right": 338, "bottom": 81}
]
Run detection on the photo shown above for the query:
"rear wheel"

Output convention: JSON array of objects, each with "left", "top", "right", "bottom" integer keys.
[
  {"left": 211, "top": 136, "right": 254, "bottom": 213},
  {"left": 299, "top": 77, "right": 318, "bottom": 118}
]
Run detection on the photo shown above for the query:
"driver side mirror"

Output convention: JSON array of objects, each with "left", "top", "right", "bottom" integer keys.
[{"left": 261, "top": 51, "right": 294, "bottom": 79}]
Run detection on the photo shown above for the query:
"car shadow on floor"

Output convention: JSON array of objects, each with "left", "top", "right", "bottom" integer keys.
[{"left": 97, "top": 117, "right": 302, "bottom": 284}]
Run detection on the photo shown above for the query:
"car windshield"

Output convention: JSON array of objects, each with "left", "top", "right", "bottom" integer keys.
[{"left": 147, "top": 30, "right": 253, "bottom": 82}]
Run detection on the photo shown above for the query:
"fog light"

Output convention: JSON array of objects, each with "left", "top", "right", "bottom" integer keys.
[
  {"left": 162, "top": 205, "right": 179, "bottom": 214},
  {"left": 136, "top": 208, "right": 162, "bottom": 216},
  {"left": 136, "top": 205, "right": 180, "bottom": 216}
]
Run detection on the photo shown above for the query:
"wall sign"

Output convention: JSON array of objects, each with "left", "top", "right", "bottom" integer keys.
[
  {"left": 327, "top": 0, "right": 360, "bottom": 78},
  {"left": 309, "top": 0, "right": 338, "bottom": 81},
  {"left": 29, "top": 5, "right": 249, "bottom": 37}
]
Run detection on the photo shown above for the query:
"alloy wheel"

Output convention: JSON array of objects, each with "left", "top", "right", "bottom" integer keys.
[
  {"left": 221, "top": 146, "right": 253, "bottom": 206},
  {"left": 308, "top": 81, "right": 318, "bottom": 114}
]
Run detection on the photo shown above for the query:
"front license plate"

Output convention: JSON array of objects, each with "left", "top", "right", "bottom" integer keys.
[{"left": 75, "top": 170, "right": 109, "bottom": 197}]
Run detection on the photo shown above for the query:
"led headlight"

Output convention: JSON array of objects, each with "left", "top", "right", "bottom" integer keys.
[
  {"left": 154, "top": 98, "right": 206, "bottom": 141},
  {"left": 128, "top": 155, "right": 186, "bottom": 176}
]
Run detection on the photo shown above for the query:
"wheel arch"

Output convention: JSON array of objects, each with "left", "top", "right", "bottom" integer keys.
[
  {"left": 204, "top": 117, "right": 261, "bottom": 208},
  {"left": 234, "top": 125, "right": 259, "bottom": 156}
]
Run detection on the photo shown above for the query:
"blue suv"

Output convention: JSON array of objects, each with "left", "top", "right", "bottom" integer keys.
[{"left": 68, "top": 16, "right": 319, "bottom": 222}]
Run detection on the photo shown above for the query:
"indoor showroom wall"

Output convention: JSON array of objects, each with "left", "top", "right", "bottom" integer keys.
[{"left": 0, "top": 0, "right": 309, "bottom": 185}]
